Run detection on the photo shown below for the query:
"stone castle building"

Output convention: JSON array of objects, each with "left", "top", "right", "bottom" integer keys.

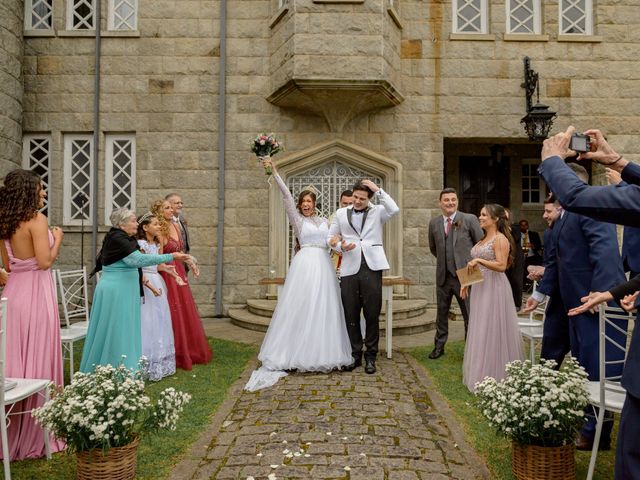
[{"left": 1, "top": 0, "right": 639, "bottom": 318}]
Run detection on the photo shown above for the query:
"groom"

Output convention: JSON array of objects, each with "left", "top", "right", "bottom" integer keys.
[{"left": 328, "top": 179, "right": 400, "bottom": 374}]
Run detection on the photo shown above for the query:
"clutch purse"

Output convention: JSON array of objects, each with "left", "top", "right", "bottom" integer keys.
[{"left": 456, "top": 265, "right": 484, "bottom": 288}]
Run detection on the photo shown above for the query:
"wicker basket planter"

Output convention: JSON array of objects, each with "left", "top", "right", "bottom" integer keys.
[
  {"left": 76, "top": 436, "right": 140, "bottom": 480},
  {"left": 512, "top": 442, "right": 576, "bottom": 480}
]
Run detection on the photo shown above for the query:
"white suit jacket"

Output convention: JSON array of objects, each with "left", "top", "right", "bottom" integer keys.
[{"left": 327, "top": 189, "right": 400, "bottom": 277}]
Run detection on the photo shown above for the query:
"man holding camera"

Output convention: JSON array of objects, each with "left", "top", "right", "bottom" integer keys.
[{"left": 539, "top": 126, "right": 640, "bottom": 479}]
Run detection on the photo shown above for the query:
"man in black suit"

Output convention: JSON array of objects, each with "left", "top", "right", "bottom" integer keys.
[{"left": 538, "top": 125, "right": 640, "bottom": 480}]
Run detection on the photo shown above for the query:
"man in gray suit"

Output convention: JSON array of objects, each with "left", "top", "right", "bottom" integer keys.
[{"left": 428, "top": 188, "right": 483, "bottom": 359}]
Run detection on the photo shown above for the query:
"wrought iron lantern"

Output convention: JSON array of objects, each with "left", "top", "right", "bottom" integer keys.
[{"left": 520, "top": 57, "right": 557, "bottom": 141}]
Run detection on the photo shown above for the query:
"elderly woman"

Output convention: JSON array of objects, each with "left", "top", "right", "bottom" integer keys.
[{"left": 80, "top": 208, "right": 190, "bottom": 373}]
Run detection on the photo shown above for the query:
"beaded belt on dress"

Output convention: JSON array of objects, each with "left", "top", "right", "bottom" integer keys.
[{"left": 300, "top": 244, "right": 326, "bottom": 249}]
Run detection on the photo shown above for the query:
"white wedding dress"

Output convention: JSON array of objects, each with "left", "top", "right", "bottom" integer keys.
[{"left": 244, "top": 174, "right": 353, "bottom": 391}]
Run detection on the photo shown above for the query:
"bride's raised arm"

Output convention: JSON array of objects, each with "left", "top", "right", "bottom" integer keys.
[{"left": 263, "top": 158, "right": 303, "bottom": 240}]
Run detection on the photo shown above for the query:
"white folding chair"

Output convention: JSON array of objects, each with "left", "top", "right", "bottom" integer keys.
[
  {"left": 519, "top": 303, "right": 547, "bottom": 365},
  {"left": 517, "top": 281, "right": 544, "bottom": 327},
  {"left": 1, "top": 298, "right": 52, "bottom": 480},
  {"left": 53, "top": 268, "right": 89, "bottom": 381},
  {"left": 586, "top": 304, "right": 633, "bottom": 480}
]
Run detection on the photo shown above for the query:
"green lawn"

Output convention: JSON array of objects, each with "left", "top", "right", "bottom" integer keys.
[
  {"left": 5, "top": 338, "right": 256, "bottom": 480},
  {"left": 410, "top": 341, "right": 616, "bottom": 480}
]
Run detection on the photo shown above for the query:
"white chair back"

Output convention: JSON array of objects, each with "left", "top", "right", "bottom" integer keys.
[
  {"left": 586, "top": 304, "right": 633, "bottom": 480},
  {"left": 597, "top": 304, "right": 631, "bottom": 403},
  {"left": 54, "top": 267, "right": 89, "bottom": 328},
  {"left": 1, "top": 297, "right": 7, "bottom": 399}
]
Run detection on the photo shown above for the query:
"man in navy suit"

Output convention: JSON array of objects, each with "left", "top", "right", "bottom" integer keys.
[
  {"left": 538, "top": 126, "right": 640, "bottom": 480},
  {"left": 538, "top": 162, "right": 625, "bottom": 450},
  {"left": 522, "top": 194, "right": 571, "bottom": 368}
]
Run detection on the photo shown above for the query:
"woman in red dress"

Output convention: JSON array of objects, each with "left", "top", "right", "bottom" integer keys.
[{"left": 151, "top": 199, "right": 212, "bottom": 370}]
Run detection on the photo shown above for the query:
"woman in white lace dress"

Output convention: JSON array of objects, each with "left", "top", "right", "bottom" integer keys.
[
  {"left": 137, "top": 213, "right": 177, "bottom": 381},
  {"left": 245, "top": 159, "right": 353, "bottom": 391}
]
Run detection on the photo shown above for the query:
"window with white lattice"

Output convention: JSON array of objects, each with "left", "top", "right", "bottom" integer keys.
[
  {"left": 25, "top": 0, "right": 54, "bottom": 31},
  {"left": 108, "top": 0, "right": 138, "bottom": 31},
  {"left": 521, "top": 159, "right": 544, "bottom": 204},
  {"left": 66, "top": 0, "right": 96, "bottom": 30},
  {"left": 22, "top": 134, "right": 52, "bottom": 216},
  {"left": 63, "top": 134, "right": 94, "bottom": 225},
  {"left": 453, "top": 0, "right": 488, "bottom": 34},
  {"left": 105, "top": 135, "right": 136, "bottom": 225},
  {"left": 559, "top": 0, "right": 592, "bottom": 35},
  {"left": 507, "top": 0, "right": 541, "bottom": 34}
]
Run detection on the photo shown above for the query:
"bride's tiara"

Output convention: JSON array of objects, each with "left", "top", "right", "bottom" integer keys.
[{"left": 137, "top": 211, "right": 154, "bottom": 225}]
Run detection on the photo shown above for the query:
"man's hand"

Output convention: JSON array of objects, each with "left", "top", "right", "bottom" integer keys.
[
  {"left": 520, "top": 297, "right": 539, "bottom": 314},
  {"left": 620, "top": 291, "right": 639, "bottom": 312},
  {"left": 579, "top": 129, "right": 627, "bottom": 171},
  {"left": 541, "top": 125, "right": 576, "bottom": 162},
  {"left": 360, "top": 179, "right": 379, "bottom": 193},
  {"left": 527, "top": 265, "right": 544, "bottom": 281},
  {"left": 568, "top": 291, "right": 613, "bottom": 316},
  {"left": 341, "top": 240, "right": 356, "bottom": 251},
  {"left": 605, "top": 167, "right": 622, "bottom": 185}
]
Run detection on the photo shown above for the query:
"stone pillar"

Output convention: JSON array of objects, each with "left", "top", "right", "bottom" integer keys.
[{"left": 0, "top": 0, "right": 24, "bottom": 174}]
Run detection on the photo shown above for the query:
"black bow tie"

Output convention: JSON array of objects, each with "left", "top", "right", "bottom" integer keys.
[{"left": 352, "top": 209, "right": 366, "bottom": 215}]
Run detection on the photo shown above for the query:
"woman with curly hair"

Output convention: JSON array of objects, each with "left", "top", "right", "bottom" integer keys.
[
  {"left": 150, "top": 199, "right": 212, "bottom": 370},
  {"left": 0, "top": 169, "right": 65, "bottom": 460}
]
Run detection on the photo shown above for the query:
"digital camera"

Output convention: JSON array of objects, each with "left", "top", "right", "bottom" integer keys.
[{"left": 569, "top": 133, "right": 591, "bottom": 153}]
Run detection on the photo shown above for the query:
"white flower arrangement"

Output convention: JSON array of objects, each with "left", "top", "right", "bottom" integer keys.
[
  {"left": 32, "top": 361, "right": 191, "bottom": 453},
  {"left": 475, "top": 358, "right": 589, "bottom": 447}
]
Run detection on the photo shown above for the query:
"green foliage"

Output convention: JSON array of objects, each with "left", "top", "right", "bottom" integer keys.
[
  {"left": 6, "top": 338, "right": 256, "bottom": 480},
  {"left": 33, "top": 362, "right": 191, "bottom": 454},
  {"left": 410, "top": 341, "right": 616, "bottom": 480},
  {"left": 476, "top": 358, "right": 589, "bottom": 447}
]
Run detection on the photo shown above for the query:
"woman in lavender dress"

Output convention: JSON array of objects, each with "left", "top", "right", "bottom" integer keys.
[
  {"left": 461, "top": 204, "right": 524, "bottom": 392},
  {"left": 244, "top": 159, "right": 353, "bottom": 391}
]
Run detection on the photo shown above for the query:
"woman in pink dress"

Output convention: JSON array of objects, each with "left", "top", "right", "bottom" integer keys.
[
  {"left": 461, "top": 204, "right": 524, "bottom": 392},
  {"left": 0, "top": 169, "right": 65, "bottom": 459},
  {"left": 151, "top": 199, "right": 212, "bottom": 370}
]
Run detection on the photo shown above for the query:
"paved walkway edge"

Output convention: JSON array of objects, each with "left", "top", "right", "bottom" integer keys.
[
  {"left": 168, "top": 358, "right": 260, "bottom": 480},
  {"left": 405, "top": 354, "right": 493, "bottom": 479}
]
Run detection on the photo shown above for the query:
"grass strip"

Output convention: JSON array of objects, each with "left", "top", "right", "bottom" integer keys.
[{"left": 409, "top": 341, "right": 616, "bottom": 479}]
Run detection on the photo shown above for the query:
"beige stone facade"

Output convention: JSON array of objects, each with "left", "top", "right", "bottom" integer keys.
[
  {"left": 0, "top": 0, "right": 23, "bottom": 173},
  {"left": 3, "top": 0, "right": 640, "bottom": 316}
]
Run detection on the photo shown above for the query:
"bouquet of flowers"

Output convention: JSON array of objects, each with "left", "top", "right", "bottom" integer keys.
[
  {"left": 32, "top": 361, "right": 191, "bottom": 453},
  {"left": 251, "top": 133, "right": 282, "bottom": 175},
  {"left": 475, "top": 358, "right": 589, "bottom": 447}
]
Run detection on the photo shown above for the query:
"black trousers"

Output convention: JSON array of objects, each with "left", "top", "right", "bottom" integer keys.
[
  {"left": 615, "top": 393, "right": 640, "bottom": 480},
  {"left": 340, "top": 257, "right": 382, "bottom": 362},
  {"left": 434, "top": 271, "right": 470, "bottom": 348}
]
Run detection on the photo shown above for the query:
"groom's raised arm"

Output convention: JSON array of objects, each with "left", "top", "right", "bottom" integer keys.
[{"left": 376, "top": 189, "right": 400, "bottom": 224}]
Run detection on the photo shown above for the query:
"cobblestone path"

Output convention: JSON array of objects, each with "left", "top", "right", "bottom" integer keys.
[{"left": 170, "top": 352, "right": 490, "bottom": 480}]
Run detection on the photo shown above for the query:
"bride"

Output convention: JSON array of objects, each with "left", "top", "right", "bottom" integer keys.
[{"left": 244, "top": 159, "right": 353, "bottom": 391}]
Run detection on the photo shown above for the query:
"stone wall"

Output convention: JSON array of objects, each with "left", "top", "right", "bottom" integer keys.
[
  {"left": 19, "top": 0, "right": 640, "bottom": 316},
  {"left": 0, "top": 0, "right": 24, "bottom": 173}
]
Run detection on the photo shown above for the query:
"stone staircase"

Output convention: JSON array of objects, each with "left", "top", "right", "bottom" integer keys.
[{"left": 229, "top": 298, "right": 435, "bottom": 335}]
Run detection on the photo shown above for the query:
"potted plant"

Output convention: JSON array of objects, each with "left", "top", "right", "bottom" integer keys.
[
  {"left": 475, "top": 358, "right": 589, "bottom": 480},
  {"left": 33, "top": 362, "right": 191, "bottom": 480}
]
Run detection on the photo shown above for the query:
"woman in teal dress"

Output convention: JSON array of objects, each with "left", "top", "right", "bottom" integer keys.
[{"left": 80, "top": 208, "right": 190, "bottom": 373}]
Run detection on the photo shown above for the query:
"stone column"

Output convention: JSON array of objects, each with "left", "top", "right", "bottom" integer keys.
[{"left": 0, "top": 0, "right": 24, "bottom": 174}]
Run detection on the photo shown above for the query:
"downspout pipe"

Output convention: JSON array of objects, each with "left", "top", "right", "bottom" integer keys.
[
  {"left": 91, "top": 0, "right": 102, "bottom": 282},
  {"left": 214, "top": 0, "right": 227, "bottom": 316}
]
